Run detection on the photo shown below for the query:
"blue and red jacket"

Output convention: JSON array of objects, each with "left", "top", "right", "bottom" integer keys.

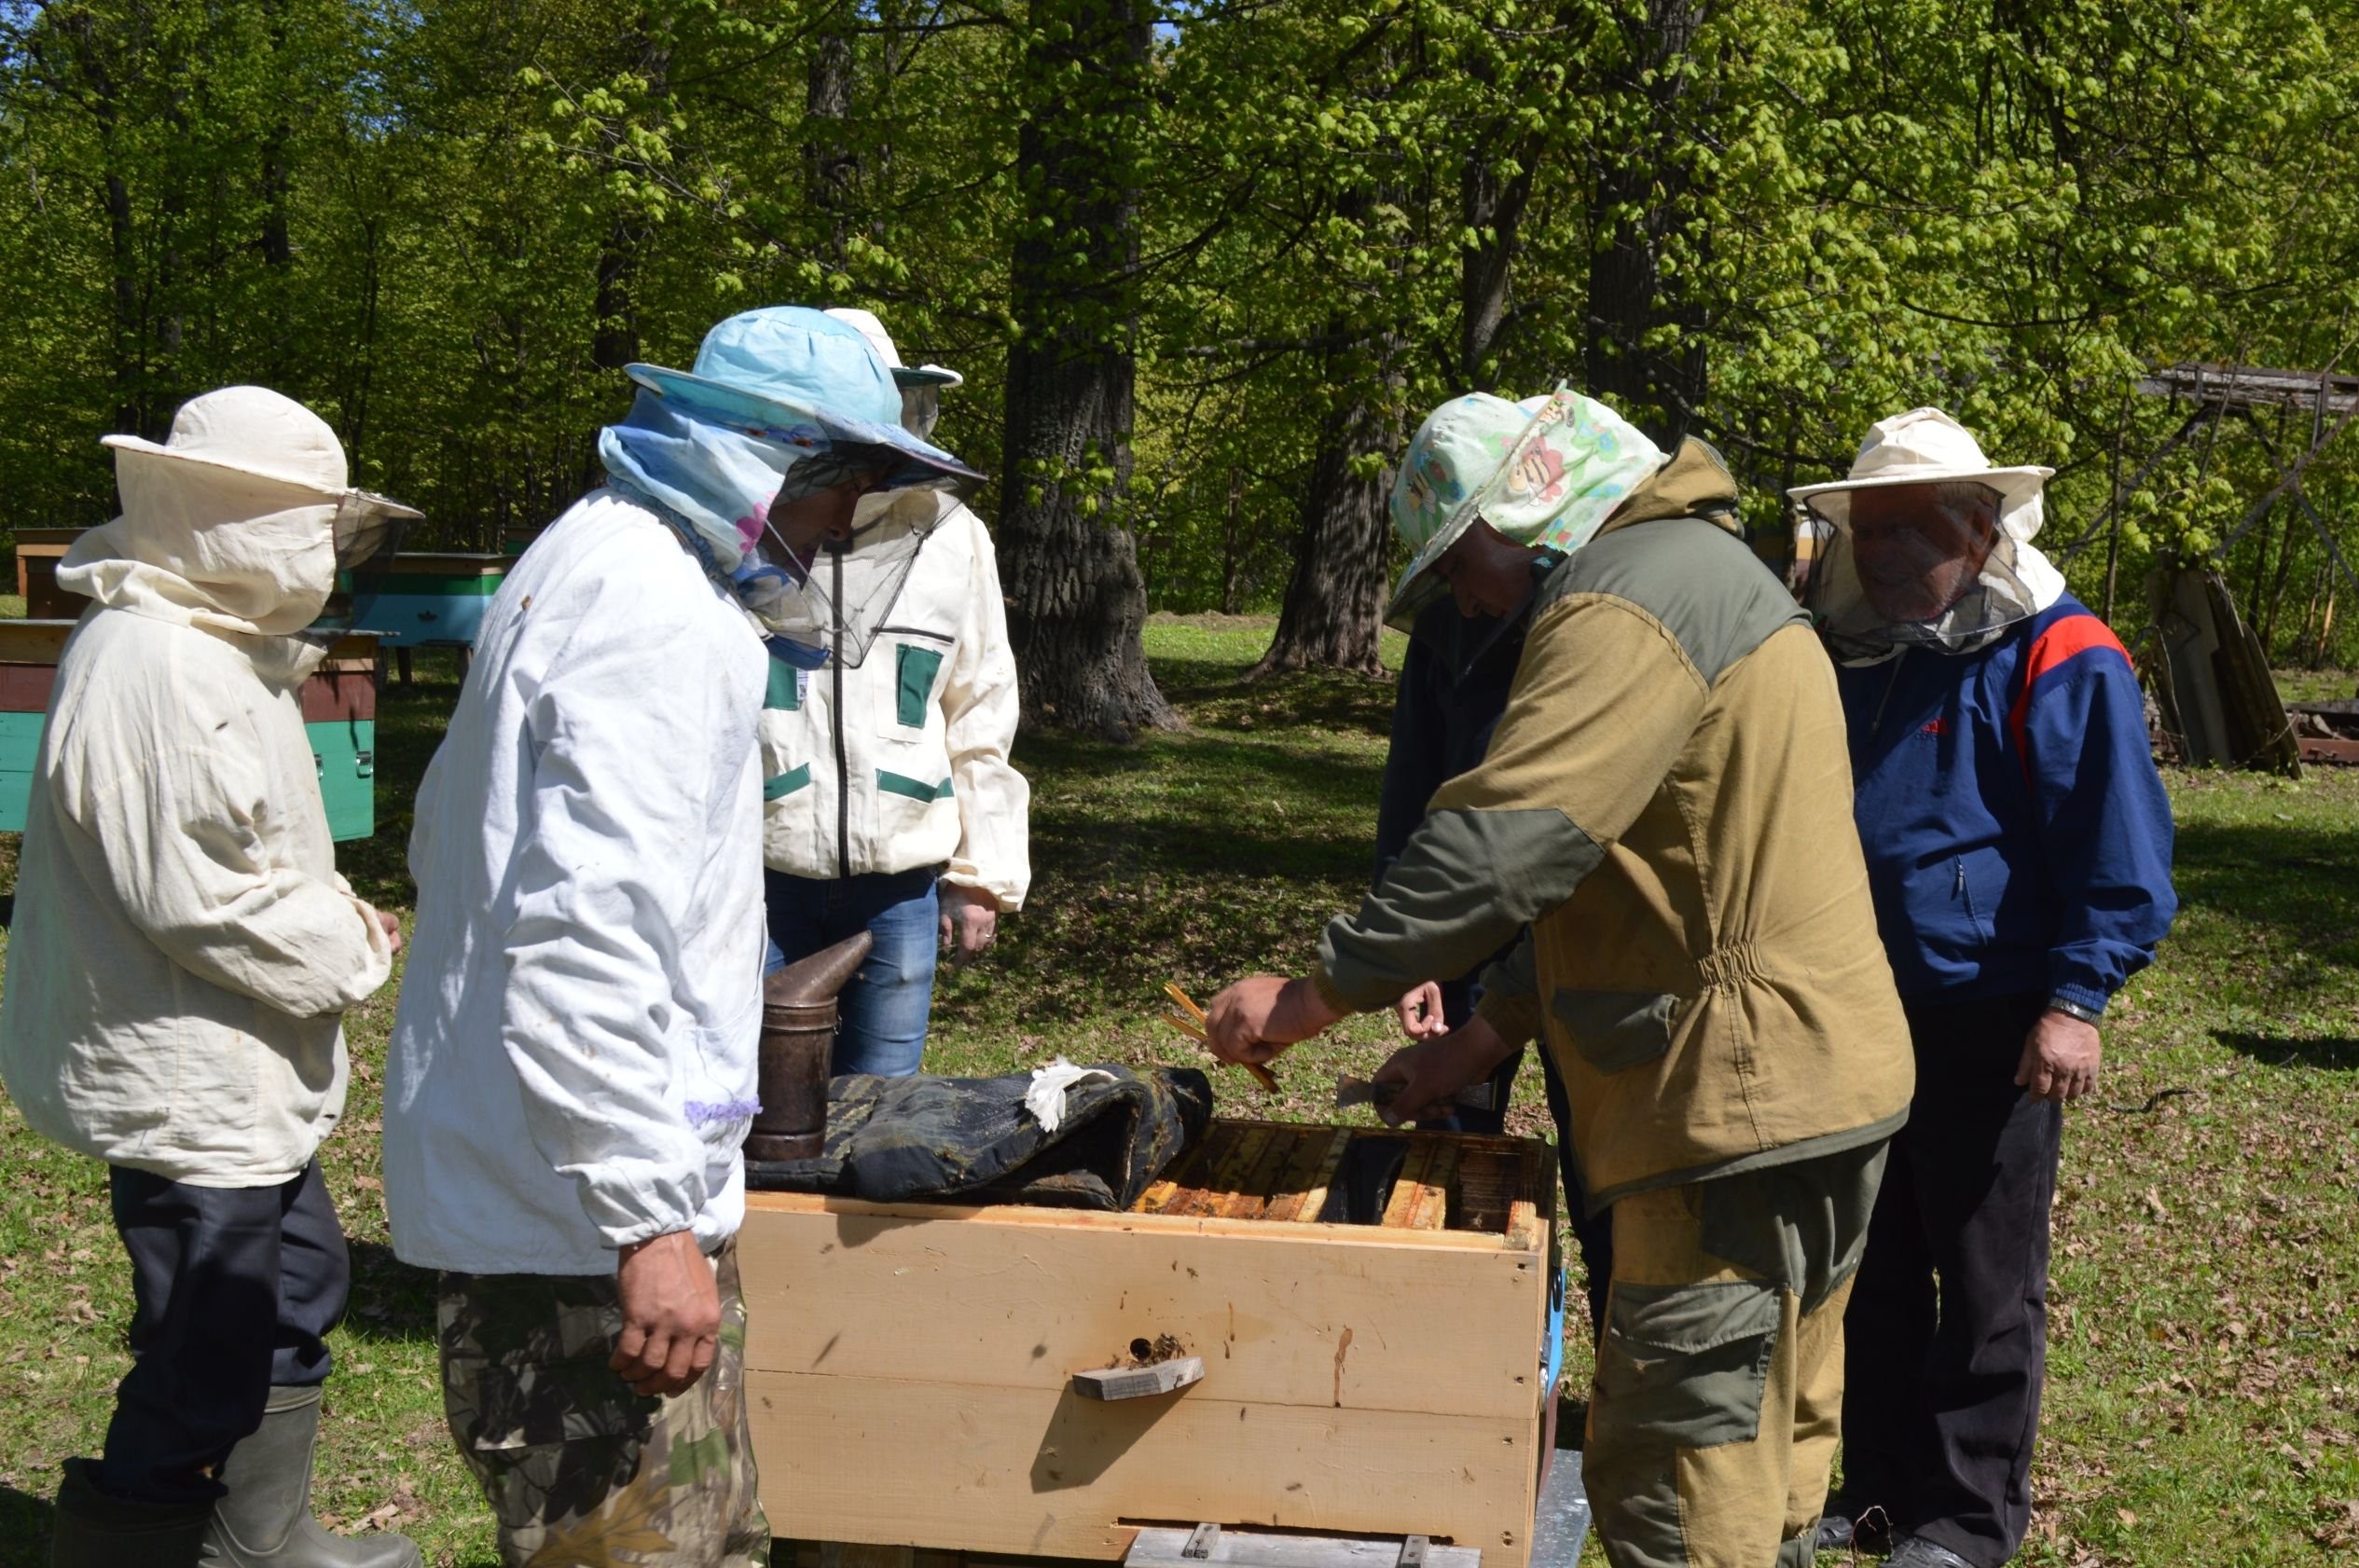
[{"left": 1835, "top": 594, "right": 2177, "bottom": 1012}]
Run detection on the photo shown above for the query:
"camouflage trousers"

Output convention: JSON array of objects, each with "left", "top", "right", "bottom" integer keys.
[{"left": 438, "top": 1242, "right": 770, "bottom": 1568}]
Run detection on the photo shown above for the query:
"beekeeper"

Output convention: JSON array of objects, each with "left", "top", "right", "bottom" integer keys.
[
  {"left": 0, "top": 387, "right": 417, "bottom": 1568},
  {"left": 1205, "top": 386, "right": 1915, "bottom": 1568},
  {"left": 382, "top": 307, "right": 980, "bottom": 1567},
  {"left": 747, "top": 307, "right": 1028, "bottom": 1078},
  {"left": 1791, "top": 409, "right": 2175, "bottom": 1568}
]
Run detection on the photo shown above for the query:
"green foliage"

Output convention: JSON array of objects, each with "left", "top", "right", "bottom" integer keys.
[{"left": 1, "top": 0, "right": 2357, "bottom": 654}]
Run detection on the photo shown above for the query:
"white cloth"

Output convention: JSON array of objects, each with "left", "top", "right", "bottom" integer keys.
[
  {"left": 383, "top": 489, "right": 768, "bottom": 1274},
  {"left": 757, "top": 491, "right": 1031, "bottom": 910},
  {"left": 0, "top": 435, "right": 394, "bottom": 1188},
  {"left": 1024, "top": 1057, "right": 1114, "bottom": 1134}
]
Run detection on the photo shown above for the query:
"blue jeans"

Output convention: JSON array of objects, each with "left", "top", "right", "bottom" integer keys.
[{"left": 763, "top": 867, "right": 940, "bottom": 1078}]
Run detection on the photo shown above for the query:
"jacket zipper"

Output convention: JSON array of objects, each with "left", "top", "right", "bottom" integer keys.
[
  {"left": 831, "top": 547, "right": 850, "bottom": 876},
  {"left": 1868, "top": 647, "right": 1908, "bottom": 739}
]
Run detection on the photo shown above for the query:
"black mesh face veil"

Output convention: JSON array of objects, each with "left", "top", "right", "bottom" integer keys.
[
  {"left": 1803, "top": 481, "right": 2042, "bottom": 662},
  {"left": 758, "top": 490, "right": 944, "bottom": 669},
  {"left": 330, "top": 491, "right": 417, "bottom": 572}
]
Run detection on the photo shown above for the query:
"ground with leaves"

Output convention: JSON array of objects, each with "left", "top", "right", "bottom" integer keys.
[{"left": 0, "top": 619, "right": 2353, "bottom": 1566}]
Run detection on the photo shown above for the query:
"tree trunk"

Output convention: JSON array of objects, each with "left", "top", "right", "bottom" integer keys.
[
  {"left": 1250, "top": 336, "right": 1399, "bottom": 678},
  {"left": 995, "top": 0, "right": 1173, "bottom": 738},
  {"left": 805, "top": 10, "right": 857, "bottom": 268},
  {"left": 1584, "top": 0, "right": 1710, "bottom": 445},
  {"left": 1458, "top": 144, "right": 1535, "bottom": 390}
]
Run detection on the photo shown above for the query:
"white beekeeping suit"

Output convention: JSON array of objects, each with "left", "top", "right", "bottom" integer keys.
[{"left": 0, "top": 386, "right": 402, "bottom": 1185}]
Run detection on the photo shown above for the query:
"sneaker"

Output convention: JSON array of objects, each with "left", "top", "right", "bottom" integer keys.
[{"left": 1885, "top": 1537, "right": 1974, "bottom": 1568}]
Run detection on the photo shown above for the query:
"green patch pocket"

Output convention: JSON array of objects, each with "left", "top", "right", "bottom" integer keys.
[
  {"left": 877, "top": 769, "right": 954, "bottom": 804},
  {"left": 764, "top": 764, "right": 811, "bottom": 801},
  {"left": 895, "top": 643, "right": 945, "bottom": 727},
  {"left": 1594, "top": 1279, "right": 1781, "bottom": 1451},
  {"left": 1552, "top": 988, "right": 1679, "bottom": 1073}
]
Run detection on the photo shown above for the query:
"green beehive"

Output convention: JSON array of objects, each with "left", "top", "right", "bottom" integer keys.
[{"left": 0, "top": 621, "right": 381, "bottom": 843}]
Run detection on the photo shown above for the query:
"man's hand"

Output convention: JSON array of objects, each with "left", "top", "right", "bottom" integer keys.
[
  {"left": 1395, "top": 982, "right": 1448, "bottom": 1041},
  {"left": 1206, "top": 975, "right": 1345, "bottom": 1066},
  {"left": 938, "top": 884, "right": 999, "bottom": 965},
  {"left": 612, "top": 1230, "right": 720, "bottom": 1398},
  {"left": 1373, "top": 1014, "right": 1514, "bottom": 1126},
  {"left": 2016, "top": 1010, "right": 2102, "bottom": 1104},
  {"left": 371, "top": 905, "right": 402, "bottom": 956}
]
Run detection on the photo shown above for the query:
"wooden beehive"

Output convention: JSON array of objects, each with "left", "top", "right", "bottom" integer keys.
[
  {"left": 346, "top": 552, "right": 514, "bottom": 648},
  {"left": 740, "top": 1120, "right": 1557, "bottom": 1565},
  {"left": 0, "top": 620, "right": 381, "bottom": 841}
]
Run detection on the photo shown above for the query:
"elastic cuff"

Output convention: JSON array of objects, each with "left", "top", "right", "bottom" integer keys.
[
  {"left": 2046, "top": 982, "right": 2110, "bottom": 1018},
  {"left": 1308, "top": 965, "right": 1353, "bottom": 1017}
]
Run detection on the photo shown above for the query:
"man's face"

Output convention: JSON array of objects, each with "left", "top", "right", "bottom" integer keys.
[
  {"left": 767, "top": 471, "right": 889, "bottom": 560},
  {"left": 1430, "top": 519, "right": 1541, "bottom": 620},
  {"left": 1846, "top": 484, "right": 2000, "bottom": 623}
]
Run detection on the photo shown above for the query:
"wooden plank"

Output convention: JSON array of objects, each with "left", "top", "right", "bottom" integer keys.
[
  {"left": 1259, "top": 1127, "right": 1346, "bottom": 1224},
  {"left": 736, "top": 1201, "right": 1542, "bottom": 1420},
  {"left": 1405, "top": 1143, "right": 1458, "bottom": 1231},
  {"left": 745, "top": 1372, "right": 1537, "bottom": 1567},
  {"left": 1379, "top": 1141, "right": 1437, "bottom": 1230},
  {"left": 0, "top": 664, "right": 56, "bottom": 714},
  {"left": 1124, "top": 1528, "right": 1482, "bottom": 1568},
  {"left": 0, "top": 621, "right": 76, "bottom": 665}
]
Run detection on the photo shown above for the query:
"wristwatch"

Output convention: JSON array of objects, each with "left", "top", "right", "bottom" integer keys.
[{"left": 2046, "top": 995, "right": 2104, "bottom": 1026}]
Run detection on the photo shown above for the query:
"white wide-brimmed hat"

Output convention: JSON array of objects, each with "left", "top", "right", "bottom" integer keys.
[
  {"left": 103, "top": 385, "right": 422, "bottom": 521},
  {"left": 824, "top": 307, "right": 964, "bottom": 390},
  {"left": 1787, "top": 406, "right": 2050, "bottom": 527}
]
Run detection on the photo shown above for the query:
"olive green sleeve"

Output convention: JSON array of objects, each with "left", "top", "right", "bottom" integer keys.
[
  {"left": 1473, "top": 935, "right": 1542, "bottom": 1045},
  {"left": 1313, "top": 593, "right": 1706, "bottom": 1012}
]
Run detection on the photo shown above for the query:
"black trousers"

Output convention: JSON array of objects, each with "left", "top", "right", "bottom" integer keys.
[
  {"left": 1838, "top": 991, "right": 2062, "bottom": 1566},
  {"left": 101, "top": 1160, "right": 350, "bottom": 1506}
]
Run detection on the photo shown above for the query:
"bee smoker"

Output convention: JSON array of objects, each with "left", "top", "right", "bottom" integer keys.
[{"left": 743, "top": 929, "right": 873, "bottom": 1163}]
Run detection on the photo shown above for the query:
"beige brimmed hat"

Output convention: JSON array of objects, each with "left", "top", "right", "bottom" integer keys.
[
  {"left": 824, "top": 307, "right": 963, "bottom": 390},
  {"left": 1787, "top": 406, "right": 2050, "bottom": 528},
  {"left": 103, "top": 385, "right": 422, "bottom": 521}
]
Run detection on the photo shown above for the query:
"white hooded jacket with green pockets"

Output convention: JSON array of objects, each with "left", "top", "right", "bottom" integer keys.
[{"left": 756, "top": 490, "right": 1030, "bottom": 910}]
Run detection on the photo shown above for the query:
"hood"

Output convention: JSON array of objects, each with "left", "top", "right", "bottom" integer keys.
[
  {"left": 1592, "top": 436, "right": 1744, "bottom": 541},
  {"left": 58, "top": 450, "right": 340, "bottom": 644}
]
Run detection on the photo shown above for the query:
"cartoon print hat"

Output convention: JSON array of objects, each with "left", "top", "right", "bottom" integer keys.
[{"left": 1385, "top": 384, "right": 1664, "bottom": 629}]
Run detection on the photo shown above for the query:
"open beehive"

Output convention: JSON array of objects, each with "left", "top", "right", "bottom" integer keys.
[{"left": 740, "top": 1120, "right": 1557, "bottom": 1565}]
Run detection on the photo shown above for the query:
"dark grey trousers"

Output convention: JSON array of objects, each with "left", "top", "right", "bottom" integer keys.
[
  {"left": 100, "top": 1159, "right": 349, "bottom": 1506},
  {"left": 1837, "top": 991, "right": 2062, "bottom": 1567}
]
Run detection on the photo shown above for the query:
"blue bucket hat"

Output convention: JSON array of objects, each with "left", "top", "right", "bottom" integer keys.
[{"left": 625, "top": 307, "right": 982, "bottom": 493}]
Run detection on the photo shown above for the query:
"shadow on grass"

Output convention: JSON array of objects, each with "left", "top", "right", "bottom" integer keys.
[
  {"left": 0, "top": 1482, "right": 50, "bottom": 1566},
  {"left": 2214, "top": 1030, "right": 2359, "bottom": 1071},
  {"left": 340, "top": 1241, "right": 442, "bottom": 1344},
  {"left": 2171, "top": 816, "right": 2359, "bottom": 956}
]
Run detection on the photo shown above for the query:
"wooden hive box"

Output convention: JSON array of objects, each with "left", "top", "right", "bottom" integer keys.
[
  {"left": 346, "top": 552, "right": 516, "bottom": 648},
  {"left": 0, "top": 621, "right": 381, "bottom": 841},
  {"left": 12, "top": 528, "right": 85, "bottom": 621},
  {"left": 740, "top": 1120, "right": 1557, "bottom": 1565}
]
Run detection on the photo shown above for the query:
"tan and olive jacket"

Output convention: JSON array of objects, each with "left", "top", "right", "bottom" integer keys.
[{"left": 1313, "top": 440, "right": 1912, "bottom": 1212}]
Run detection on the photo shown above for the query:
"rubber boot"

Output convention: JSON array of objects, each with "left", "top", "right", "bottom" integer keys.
[
  {"left": 48, "top": 1457, "right": 212, "bottom": 1568},
  {"left": 200, "top": 1386, "right": 422, "bottom": 1568}
]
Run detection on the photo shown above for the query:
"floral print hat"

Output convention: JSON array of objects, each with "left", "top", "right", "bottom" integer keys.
[{"left": 1386, "top": 384, "right": 1663, "bottom": 629}]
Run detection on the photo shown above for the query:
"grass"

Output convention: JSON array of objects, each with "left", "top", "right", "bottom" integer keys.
[{"left": 0, "top": 618, "right": 2353, "bottom": 1566}]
